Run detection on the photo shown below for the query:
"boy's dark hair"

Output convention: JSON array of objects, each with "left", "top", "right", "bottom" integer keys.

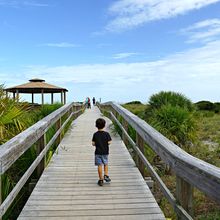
[{"left": 96, "top": 118, "right": 106, "bottom": 129}]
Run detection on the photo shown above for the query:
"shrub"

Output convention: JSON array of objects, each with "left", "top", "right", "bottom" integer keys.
[
  {"left": 195, "top": 101, "right": 215, "bottom": 111},
  {"left": 214, "top": 102, "right": 220, "bottom": 113},
  {"left": 145, "top": 91, "right": 196, "bottom": 148},
  {"left": 125, "top": 101, "right": 142, "bottom": 105},
  {"left": 148, "top": 105, "right": 196, "bottom": 147},
  {"left": 35, "top": 103, "right": 63, "bottom": 120},
  {"left": 148, "top": 91, "right": 194, "bottom": 111}
]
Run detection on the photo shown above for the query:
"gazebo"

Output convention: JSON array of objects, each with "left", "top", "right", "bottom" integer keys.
[{"left": 5, "top": 79, "right": 68, "bottom": 105}]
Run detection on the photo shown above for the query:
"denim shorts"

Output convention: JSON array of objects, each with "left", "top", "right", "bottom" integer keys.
[{"left": 95, "top": 154, "right": 108, "bottom": 166}]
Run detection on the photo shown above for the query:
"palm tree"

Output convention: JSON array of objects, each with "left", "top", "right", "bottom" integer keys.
[{"left": 0, "top": 85, "right": 32, "bottom": 144}]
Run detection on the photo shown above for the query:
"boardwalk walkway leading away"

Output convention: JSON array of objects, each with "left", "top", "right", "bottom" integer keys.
[{"left": 18, "top": 106, "right": 165, "bottom": 220}]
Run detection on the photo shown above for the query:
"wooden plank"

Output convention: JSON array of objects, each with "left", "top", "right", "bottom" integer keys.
[
  {"left": 26, "top": 194, "right": 152, "bottom": 200},
  {"left": 22, "top": 203, "right": 159, "bottom": 211},
  {"left": 30, "top": 190, "right": 151, "bottom": 196},
  {"left": 20, "top": 208, "right": 163, "bottom": 216},
  {"left": 26, "top": 198, "right": 156, "bottom": 205},
  {"left": 19, "top": 214, "right": 165, "bottom": 220},
  {"left": 19, "top": 208, "right": 162, "bottom": 216}
]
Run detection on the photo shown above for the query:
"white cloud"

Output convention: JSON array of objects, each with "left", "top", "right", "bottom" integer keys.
[
  {"left": 113, "top": 52, "right": 138, "bottom": 59},
  {"left": 181, "top": 19, "right": 220, "bottom": 43},
  {"left": 106, "top": 0, "right": 220, "bottom": 32},
  {"left": 8, "top": 40, "right": 218, "bottom": 102},
  {"left": 39, "top": 42, "right": 80, "bottom": 48}
]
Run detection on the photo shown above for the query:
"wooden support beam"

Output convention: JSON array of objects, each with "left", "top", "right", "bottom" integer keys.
[
  {"left": 122, "top": 118, "right": 129, "bottom": 146},
  {"left": 64, "top": 91, "right": 66, "bottom": 104},
  {"left": 32, "top": 93, "right": 34, "bottom": 104},
  {"left": 55, "top": 118, "right": 62, "bottom": 145},
  {"left": 36, "top": 134, "right": 46, "bottom": 178},
  {"left": 136, "top": 133, "right": 145, "bottom": 177},
  {"left": 16, "top": 89, "right": 19, "bottom": 102},
  {"left": 61, "top": 91, "right": 64, "bottom": 104},
  {"left": 41, "top": 89, "right": 44, "bottom": 105},
  {"left": 13, "top": 92, "right": 15, "bottom": 100},
  {"left": 176, "top": 175, "right": 194, "bottom": 218},
  {"left": 51, "top": 93, "right": 54, "bottom": 104}
]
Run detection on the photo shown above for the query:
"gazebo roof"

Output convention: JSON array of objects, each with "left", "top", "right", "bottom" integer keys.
[{"left": 5, "top": 79, "right": 68, "bottom": 94}]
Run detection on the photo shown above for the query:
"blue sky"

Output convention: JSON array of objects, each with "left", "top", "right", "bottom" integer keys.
[{"left": 1, "top": 0, "right": 220, "bottom": 104}]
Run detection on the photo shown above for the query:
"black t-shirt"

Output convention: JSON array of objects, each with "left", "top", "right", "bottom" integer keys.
[{"left": 92, "top": 131, "right": 112, "bottom": 155}]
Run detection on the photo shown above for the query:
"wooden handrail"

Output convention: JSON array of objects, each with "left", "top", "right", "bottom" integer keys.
[
  {"left": 0, "top": 103, "right": 84, "bottom": 217},
  {"left": 99, "top": 102, "right": 220, "bottom": 219},
  {"left": 0, "top": 103, "right": 82, "bottom": 174},
  {"left": 109, "top": 111, "right": 192, "bottom": 220}
]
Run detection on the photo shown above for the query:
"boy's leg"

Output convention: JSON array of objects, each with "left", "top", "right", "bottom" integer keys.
[
  {"left": 98, "top": 165, "right": 103, "bottom": 180},
  {"left": 104, "top": 165, "right": 108, "bottom": 176},
  {"left": 103, "top": 155, "right": 111, "bottom": 182}
]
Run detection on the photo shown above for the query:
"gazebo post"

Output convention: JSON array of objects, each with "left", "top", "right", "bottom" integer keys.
[
  {"left": 16, "top": 89, "right": 19, "bottom": 102},
  {"left": 51, "top": 93, "right": 54, "bottom": 104},
  {"left": 64, "top": 91, "right": 66, "bottom": 104},
  {"left": 32, "top": 93, "right": 34, "bottom": 104},
  {"left": 13, "top": 92, "right": 15, "bottom": 100},
  {"left": 61, "top": 91, "right": 64, "bottom": 104},
  {"left": 41, "top": 89, "right": 44, "bottom": 105}
]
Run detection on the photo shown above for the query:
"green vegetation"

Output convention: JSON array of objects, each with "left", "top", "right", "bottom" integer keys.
[
  {"left": 146, "top": 92, "right": 196, "bottom": 148},
  {"left": 0, "top": 85, "right": 64, "bottom": 219},
  {"left": 120, "top": 91, "right": 220, "bottom": 220},
  {"left": 147, "top": 91, "right": 194, "bottom": 112},
  {"left": 195, "top": 100, "right": 220, "bottom": 113},
  {"left": 123, "top": 101, "right": 147, "bottom": 119},
  {"left": 0, "top": 86, "right": 32, "bottom": 144}
]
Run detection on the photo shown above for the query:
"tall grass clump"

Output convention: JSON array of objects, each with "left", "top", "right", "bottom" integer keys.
[
  {"left": 145, "top": 91, "right": 196, "bottom": 149},
  {"left": 0, "top": 85, "right": 34, "bottom": 144}
]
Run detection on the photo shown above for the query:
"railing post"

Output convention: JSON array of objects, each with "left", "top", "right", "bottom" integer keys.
[
  {"left": 73, "top": 105, "right": 77, "bottom": 119},
  {"left": 176, "top": 175, "right": 194, "bottom": 219},
  {"left": 56, "top": 118, "right": 62, "bottom": 145},
  {"left": 122, "top": 118, "right": 129, "bottom": 146},
  {"left": 113, "top": 109, "right": 118, "bottom": 121},
  {"left": 36, "top": 134, "right": 46, "bottom": 178},
  {"left": 71, "top": 105, "right": 74, "bottom": 116},
  {"left": 136, "top": 133, "right": 145, "bottom": 177}
]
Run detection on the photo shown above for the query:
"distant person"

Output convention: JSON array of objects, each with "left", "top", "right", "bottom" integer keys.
[
  {"left": 92, "top": 118, "right": 112, "bottom": 186},
  {"left": 92, "top": 97, "right": 96, "bottom": 105},
  {"left": 88, "top": 97, "right": 91, "bottom": 108},
  {"left": 85, "top": 97, "right": 89, "bottom": 108}
]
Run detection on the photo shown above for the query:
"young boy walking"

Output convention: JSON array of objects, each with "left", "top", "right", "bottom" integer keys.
[{"left": 92, "top": 118, "right": 112, "bottom": 186}]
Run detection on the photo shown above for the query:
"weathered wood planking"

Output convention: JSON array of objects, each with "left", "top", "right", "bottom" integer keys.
[
  {"left": 104, "top": 102, "right": 220, "bottom": 204},
  {"left": 18, "top": 107, "right": 165, "bottom": 220}
]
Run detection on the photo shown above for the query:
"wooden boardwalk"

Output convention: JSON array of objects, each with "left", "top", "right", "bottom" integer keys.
[{"left": 18, "top": 107, "right": 165, "bottom": 220}]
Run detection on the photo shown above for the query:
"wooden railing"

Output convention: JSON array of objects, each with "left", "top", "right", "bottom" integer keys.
[
  {"left": 0, "top": 102, "right": 84, "bottom": 218},
  {"left": 99, "top": 102, "right": 220, "bottom": 220}
]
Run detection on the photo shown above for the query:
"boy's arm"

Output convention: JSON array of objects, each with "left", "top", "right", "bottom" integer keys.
[
  {"left": 92, "top": 133, "right": 96, "bottom": 146},
  {"left": 107, "top": 132, "right": 112, "bottom": 145}
]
